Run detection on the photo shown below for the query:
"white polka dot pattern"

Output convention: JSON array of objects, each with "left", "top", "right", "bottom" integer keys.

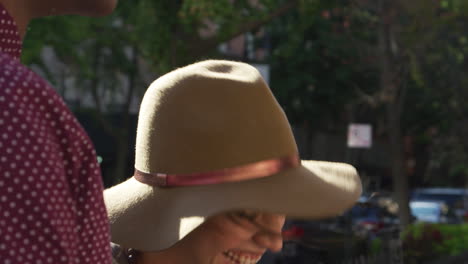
[
  {"left": 0, "top": 8, "right": 20, "bottom": 58},
  {"left": 0, "top": 4, "right": 112, "bottom": 264}
]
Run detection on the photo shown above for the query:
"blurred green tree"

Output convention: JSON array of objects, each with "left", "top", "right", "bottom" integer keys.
[
  {"left": 21, "top": 0, "right": 311, "bottom": 184},
  {"left": 408, "top": 5, "right": 468, "bottom": 186},
  {"left": 347, "top": 0, "right": 468, "bottom": 226},
  {"left": 267, "top": 0, "right": 379, "bottom": 157},
  {"left": 266, "top": 0, "right": 468, "bottom": 227}
]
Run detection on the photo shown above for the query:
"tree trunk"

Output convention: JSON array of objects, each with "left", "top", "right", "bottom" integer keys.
[
  {"left": 111, "top": 136, "right": 130, "bottom": 185},
  {"left": 111, "top": 45, "right": 139, "bottom": 184},
  {"left": 387, "top": 103, "right": 411, "bottom": 227},
  {"left": 378, "top": 0, "right": 411, "bottom": 227},
  {"left": 89, "top": 43, "right": 139, "bottom": 185}
]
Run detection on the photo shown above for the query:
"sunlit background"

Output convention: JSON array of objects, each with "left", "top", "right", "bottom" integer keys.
[{"left": 22, "top": 0, "right": 468, "bottom": 263}]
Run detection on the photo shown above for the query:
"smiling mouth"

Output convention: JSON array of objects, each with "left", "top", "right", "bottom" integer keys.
[{"left": 222, "top": 250, "right": 262, "bottom": 264}]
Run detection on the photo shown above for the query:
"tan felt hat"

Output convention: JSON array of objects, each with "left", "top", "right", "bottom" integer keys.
[{"left": 104, "top": 60, "right": 362, "bottom": 252}]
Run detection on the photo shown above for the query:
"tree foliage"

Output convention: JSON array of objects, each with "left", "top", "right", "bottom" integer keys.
[
  {"left": 22, "top": 0, "right": 307, "bottom": 184},
  {"left": 268, "top": 0, "right": 379, "bottom": 125},
  {"left": 22, "top": 0, "right": 468, "bottom": 209}
]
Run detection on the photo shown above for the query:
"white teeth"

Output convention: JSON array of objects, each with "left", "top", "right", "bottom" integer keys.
[{"left": 223, "top": 251, "right": 262, "bottom": 264}]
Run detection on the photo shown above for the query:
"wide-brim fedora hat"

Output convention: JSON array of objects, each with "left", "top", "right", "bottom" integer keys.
[{"left": 104, "top": 60, "right": 362, "bottom": 252}]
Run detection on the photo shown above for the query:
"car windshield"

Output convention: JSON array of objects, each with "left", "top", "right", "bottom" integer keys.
[{"left": 411, "top": 206, "right": 439, "bottom": 216}]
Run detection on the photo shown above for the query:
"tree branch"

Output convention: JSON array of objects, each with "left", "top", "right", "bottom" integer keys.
[
  {"left": 89, "top": 42, "right": 120, "bottom": 142},
  {"left": 187, "top": 0, "right": 299, "bottom": 58}
]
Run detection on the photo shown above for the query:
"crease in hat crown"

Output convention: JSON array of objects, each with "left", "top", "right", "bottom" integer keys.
[{"left": 135, "top": 60, "right": 299, "bottom": 178}]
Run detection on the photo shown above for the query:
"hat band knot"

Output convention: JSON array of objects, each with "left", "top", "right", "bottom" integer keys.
[{"left": 133, "top": 154, "right": 300, "bottom": 187}]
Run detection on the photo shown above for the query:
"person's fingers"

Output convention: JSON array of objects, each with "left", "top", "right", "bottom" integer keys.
[{"left": 186, "top": 211, "right": 286, "bottom": 254}]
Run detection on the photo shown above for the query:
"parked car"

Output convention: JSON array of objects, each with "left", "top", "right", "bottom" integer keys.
[
  {"left": 411, "top": 188, "right": 468, "bottom": 206},
  {"left": 411, "top": 188, "right": 468, "bottom": 221},
  {"left": 263, "top": 194, "right": 400, "bottom": 264},
  {"left": 348, "top": 193, "right": 399, "bottom": 234},
  {"left": 410, "top": 200, "right": 459, "bottom": 224},
  {"left": 263, "top": 219, "right": 366, "bottom": 264}
]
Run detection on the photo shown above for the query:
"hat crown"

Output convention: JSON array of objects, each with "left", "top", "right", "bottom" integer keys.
[{"left": 135, "top": 60, "right": 298, "bottom": 174}]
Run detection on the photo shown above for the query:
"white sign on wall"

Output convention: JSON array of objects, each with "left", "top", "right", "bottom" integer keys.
[{"left": 347, "top": 123, "right": 372, "bottom": 148}]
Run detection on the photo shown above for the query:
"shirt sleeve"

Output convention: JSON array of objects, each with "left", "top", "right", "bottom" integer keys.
[{"left": 0, "top": 55, "right": 111, "bottom": 264}]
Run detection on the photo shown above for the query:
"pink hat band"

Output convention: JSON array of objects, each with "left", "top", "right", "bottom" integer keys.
[{"left": 134, "top": 154, "right": 300, "bottom": 187}]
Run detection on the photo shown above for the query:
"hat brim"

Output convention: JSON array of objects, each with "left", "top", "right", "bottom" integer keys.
[{"left": 104, "top": 160, "right": 361, "bottom": 251}]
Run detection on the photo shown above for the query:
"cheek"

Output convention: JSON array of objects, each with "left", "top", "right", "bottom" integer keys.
[
  {"left": 213, "top": 222, "right": 257, "bottom": 245},
  {"left": 277, "top": 216, "right": 286, "bottom": 229},
  {"left": 262, "top": 214, "right": 286, "bottom": 232}
]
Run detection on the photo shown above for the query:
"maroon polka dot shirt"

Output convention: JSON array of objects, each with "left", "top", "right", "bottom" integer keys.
[{"left": 0, "top": 5, "right": 112, "bottom": 264}]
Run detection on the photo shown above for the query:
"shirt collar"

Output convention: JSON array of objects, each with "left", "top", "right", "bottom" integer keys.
[{"left": 0, "top": 3, "right": 22, "bottom": 59}]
